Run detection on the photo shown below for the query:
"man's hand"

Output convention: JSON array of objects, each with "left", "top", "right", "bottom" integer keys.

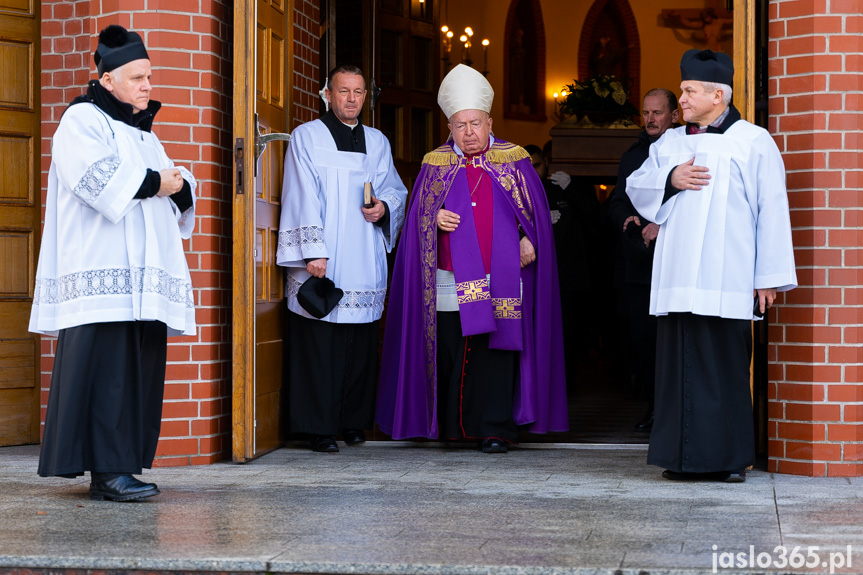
[
  {"left": 361, "top": 197, "right": 386, "bottom": 223},
  {"left": 642, "top": 222, "right": 660, "bottom": 247},
  {"left": 306, "top": 258, "right": 327, "bottom": 278},
  {"left": 623, "top": 215, "right": 641, "bottom": 232},
  {"left": 755, "top": 288, "right": 777, "bottom": 316},
  {"left": 549, "top": 171, "right": 571, "bottom": 190},
  {"left": 157, "top": 168, "right": 184, "bottom": 197},
  {"left": 549, "top": 209, "right": 561, "bottom": 224},
  {"left": 437, "top": 208, "right": 460, "bottom": 232},
  {"left": 519, "top": 236, "right": 536, "bottom": 268},
  {"left": 670, "top": 157, "right": 710, "bottom": 190}
]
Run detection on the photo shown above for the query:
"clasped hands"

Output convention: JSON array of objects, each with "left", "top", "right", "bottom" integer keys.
[
  {"left": 437, "top": 208, "right": 535, "bottom": 268},
  {"left": 622, "top": 215, "right": 659, "bottom": 247},
  {"left": 157, "top": 168, "right": 184, "bottom": 197}
]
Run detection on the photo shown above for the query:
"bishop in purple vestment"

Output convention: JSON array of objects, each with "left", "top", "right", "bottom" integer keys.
[{"left": 375, "top": 65, "right": 569, "bottom": 453}]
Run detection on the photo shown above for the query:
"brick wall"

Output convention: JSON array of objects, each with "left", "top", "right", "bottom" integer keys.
[
  {"left": 767, "top": 0, "right": 863, "bottom": 477},
  {"left": 292, "top": 0, "right": 321, "bottom": 126},
  {"left": 39, "top": 0, "right": 235, "bottom": 466}
]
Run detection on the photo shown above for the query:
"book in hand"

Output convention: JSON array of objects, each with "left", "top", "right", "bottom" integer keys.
[{"left": 363, "top": 182, "right": 375, "bottom": 208}]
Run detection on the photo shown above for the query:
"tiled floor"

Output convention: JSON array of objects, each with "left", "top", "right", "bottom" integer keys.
[{"left": 0, "top": 443, "right": 861, "bottom": 575}]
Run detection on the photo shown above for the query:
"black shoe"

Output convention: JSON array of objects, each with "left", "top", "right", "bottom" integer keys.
[
  {"left": 661, "top": 469, "right": 695, "bottom": 481},
  {"left": 343, "top": 430, "right": 366, "bottom": 446},
  {"left": 479, "top": 438, "right": 508, "bottom": 454},
  {"left": 90, "top": 474, "right": 160, "bottom": 502},
  {"left": 310, "top": 435, "right": 339, "bottom": 453},
  {"left": 634, "top": 410, "right": 654, "bottom": 432},
  {"left": 718, "top": 470, "right": 746, "bottom": 483}
]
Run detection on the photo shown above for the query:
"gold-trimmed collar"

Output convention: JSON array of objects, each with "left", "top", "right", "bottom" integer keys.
[{"left": 422, "top": 141, "right": 529, "bottom": 168}]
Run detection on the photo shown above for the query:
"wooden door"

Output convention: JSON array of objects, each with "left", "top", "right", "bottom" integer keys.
[
  {"left": 232, "top": 0, "right": 292, "bottom": 461},
  {"left": 0, "top": 0, "right": 41, "bottom": 446}
]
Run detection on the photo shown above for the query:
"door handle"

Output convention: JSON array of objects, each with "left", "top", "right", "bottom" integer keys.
[
  {"left": 369, "top": 78, "right": 390, "bottom": 111},
  {"left": 254, "top": 113, "right": 291, "bottom": 163}
]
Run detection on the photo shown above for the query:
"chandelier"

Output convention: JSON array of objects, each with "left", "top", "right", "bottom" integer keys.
[{"left": 441, "top": 25, "right": 490, "bottom": 76}]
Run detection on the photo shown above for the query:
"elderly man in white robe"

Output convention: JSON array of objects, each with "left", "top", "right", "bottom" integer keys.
[
  {"left": 626, "top": 49, "right": 797, "bottom": 483},
  {"left": 276, "top": 65, "right": 407, "bottom": 453},
  {"left": 31, "top": 25, "right": 197, "bottom": 501}
]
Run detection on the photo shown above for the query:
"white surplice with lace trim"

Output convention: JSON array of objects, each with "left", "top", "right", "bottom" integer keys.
[
  {"left": 30, "top": 102, "right": 197, "bottom": 336},
  {"left": 276, "top": 119, "right": 407, "bottom": 324}
]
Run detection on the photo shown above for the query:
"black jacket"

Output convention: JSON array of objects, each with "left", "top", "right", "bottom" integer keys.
[{"left": 607, "top": 129, "right": 659, "bottom": 285}]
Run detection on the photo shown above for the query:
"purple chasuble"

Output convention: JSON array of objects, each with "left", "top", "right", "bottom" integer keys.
[{"left": 375, "top": 140, "right": 569, "bottom": 440}]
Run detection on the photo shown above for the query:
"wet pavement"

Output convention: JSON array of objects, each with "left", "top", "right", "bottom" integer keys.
[{"left": 0, "top": 442, "right": 861, "bottom": 575}]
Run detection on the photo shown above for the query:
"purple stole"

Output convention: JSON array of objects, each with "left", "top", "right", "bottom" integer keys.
[{"left": 445, "top": 155, "right": 522, "bottom": 351}]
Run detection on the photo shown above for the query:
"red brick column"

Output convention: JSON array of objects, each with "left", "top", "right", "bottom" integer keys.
[
  {"left": 40, "top": 1, "right": 234, "bottom": 466},
  {"left": 768, "top": 1, "right": 863, "bottom": 477}
]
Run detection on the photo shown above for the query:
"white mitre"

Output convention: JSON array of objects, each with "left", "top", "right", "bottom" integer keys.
[{"left": 437, "top": 64, "right": 494, "bottom": 119}]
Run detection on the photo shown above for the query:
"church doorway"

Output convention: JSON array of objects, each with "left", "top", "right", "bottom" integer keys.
[{"left": 229, "top": 0, "right": 764, "bottom": 455}]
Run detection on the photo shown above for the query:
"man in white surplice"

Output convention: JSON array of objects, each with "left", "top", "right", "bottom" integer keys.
[
  {"left": 626, "top": 49, "right": 796, "bottom": 483},
  {"left": 30, "top": 25, "right": 196, "bottom": 502},
  {"left": 276, "top": 65, "right": 407, "bottom": 453}
]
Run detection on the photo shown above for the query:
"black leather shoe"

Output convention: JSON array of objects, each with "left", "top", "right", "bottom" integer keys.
[
  {"left": 90, "top": 474, "right": 160, "bottom": 502},
  {"left": 343, "top": 430, "right": 366, "bottom": 446},
  {"left": 634, "top": 410, "right": 654, "bottom": 432},
  {"left": 479, "top": 438, "right": 508, "bottom": 454},
  {"left": 310, "top": 435, "right": 339, "bottom": 453},
  {"left": 719, "top": 470, "right": 746, "bottom": 483},
  {"left": 661, "top": 469, "right": 694, "bottom": 481}
]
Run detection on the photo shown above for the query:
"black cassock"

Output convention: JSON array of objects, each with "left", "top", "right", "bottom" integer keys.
[
  {"left": 287, "top": 311, "right": 379, "bottom": 435},
  {"left": 38, "top": 321, "right": 167, "bottom": 478},
  {"left": 647, "top": 312, "right": 755, "bottom": 473},
  {"left": 436, "top": 312, "right": 518, "bottom": 442}
]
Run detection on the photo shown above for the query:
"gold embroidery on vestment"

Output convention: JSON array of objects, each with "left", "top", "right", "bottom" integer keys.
[
  {"left": 486, "top": 143, "right": 529, "bottom": 164},
  {"left": 456, "top": 278, "right": 491, "bottom": 304},
  {"left": 492, "top": 297, "right": 522, "bottom": 319},
  {"left": 417, "top": 160, "right": 461, "bottom": 385}
]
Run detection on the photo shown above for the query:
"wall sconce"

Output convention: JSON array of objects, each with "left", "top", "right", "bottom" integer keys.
[
  {"left": 441, "top": 25, "right": 489, "bottom": 76},
  {"left": 551, "top": 89, "right": 568, "bottom": 121}
]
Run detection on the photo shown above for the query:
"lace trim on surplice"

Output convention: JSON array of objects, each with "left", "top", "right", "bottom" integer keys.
[
  {"left": 34, "top": 267, "right": 194, "bottom": 308},
  {"left": 287, "top": 274, "right": 386, "bottom": 316},
  {"left": 278, "top": 225, "right": 325, "bottom": 251},
  {"left": 72, "top": 155, "right": 122, "bottom": 205}
]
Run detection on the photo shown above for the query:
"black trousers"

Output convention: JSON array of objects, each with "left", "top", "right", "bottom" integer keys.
[
  {"left": 648, "top": 312, "right": 754, "bottom": 473},
  {"left": 38, "top": 321, "right": 168, "bottom": 478},
  {"left": 287, "top": 311, "right": 379, "bottom": 435},
  {"left": 436, "top": 312, "right": 518, "bottom": 442}
]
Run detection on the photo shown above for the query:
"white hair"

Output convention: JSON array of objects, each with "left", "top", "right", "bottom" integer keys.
[
  {"left": 100, "top": 63, "right": 125, "bottom": 85},
  {"left": 702, "top": 81, "right": 732, "bottom": 105}
]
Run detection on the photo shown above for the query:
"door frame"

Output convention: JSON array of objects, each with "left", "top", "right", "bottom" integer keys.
[
  {"left": 733, "top": 0, "right": 755, "bottom": 122},
  {"left": 229, "top": 0, "right": 759, "bottom": 457},
  {"left": 231, "top": 0, "right": 257, "bottom": 462}
]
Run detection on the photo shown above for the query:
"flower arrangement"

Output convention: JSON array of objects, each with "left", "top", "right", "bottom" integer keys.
[{"left": 557, "top": 75, "right": 639, "bottom": 126}]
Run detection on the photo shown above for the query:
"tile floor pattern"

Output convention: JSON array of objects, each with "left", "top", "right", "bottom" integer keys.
[{"left": 0, "top": 443, "right": 861, "bottom": 575}]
